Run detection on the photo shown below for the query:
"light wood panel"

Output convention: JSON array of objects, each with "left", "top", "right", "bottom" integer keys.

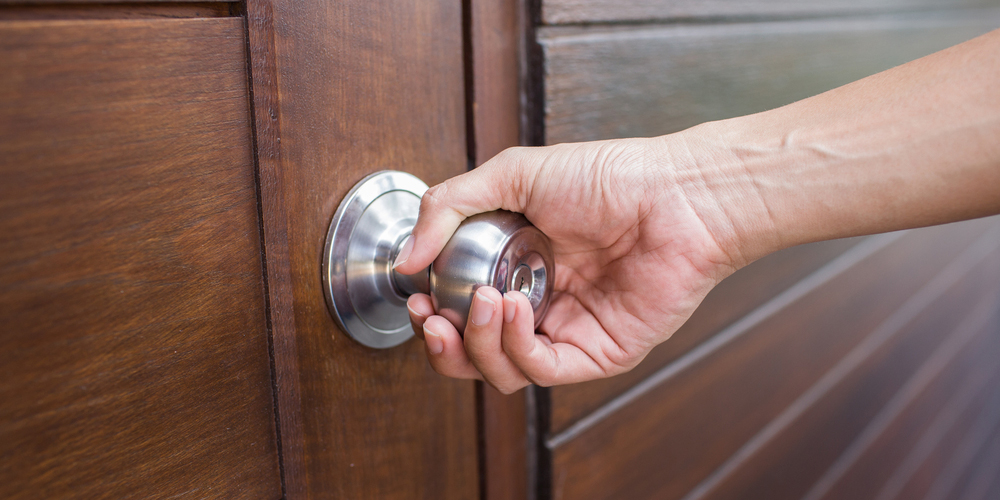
[
  {"left": 548, "top": 218, "right": 1000, "bottom": 500},
  {"left": 0, "top": 18, "right": 281, "bottom": 499},
  {"left": 542, "top": 0, "right": 998, "bottom": 25},
  {"left": 257, "top": 0, "right": 478, "bottom": 498},
  {"left": 539, "top": 11, "right": 1000, "bottom": 144}
]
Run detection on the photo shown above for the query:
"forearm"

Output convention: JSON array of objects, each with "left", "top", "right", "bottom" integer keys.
[{"left": 669, "top": 28, "right": 1000, "bottom": 267}]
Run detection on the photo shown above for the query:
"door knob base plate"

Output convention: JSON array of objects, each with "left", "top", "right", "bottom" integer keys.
[{"left": 322, "top": 171, "right": 427, "bottom": 349}]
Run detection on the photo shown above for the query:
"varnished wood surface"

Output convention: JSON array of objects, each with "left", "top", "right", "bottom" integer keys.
[
  {"left": 541, "top": 0, "right": 997, "bottom": 25},
  {"left": 548, "top": 218, "right": 1000, "bottom": 500},
  {"left": 944, "top": 409, "right": 1000, "bottom": 500},
  {"left": 815, "top": 324, "right": 1000, "bottom": 500},
  {"left": 471, "top": 0, "right": 523, "bottom": 166},
  {"left": 889, "top": 347, "right": 1000, "bottom": 500},
  {"left": 0, "top": 18, "right": 281, "bottom": 499},
  {"left": 550, "top": 237, "right": 858, "bottom": 433},
  {"left": 244, "top": 0, "right": 303, "bottom": 497},
  {"left": 539, "top": 10, "right": 1000, "bottom": 144},
  {"left": 0, "top": 0, "right": 228, "bottom": 4},
  {"left": 469, "top": 1, "right": 532, "bottom": 499},
  {"left": 699, "top": 249, "right": 1000, "bottom": 500},
  {"left": 0, "top": 3, "right": 233, "bottom": 20},
  {"left": 259, "top": 0, "right": 478, "bottom": 498}
]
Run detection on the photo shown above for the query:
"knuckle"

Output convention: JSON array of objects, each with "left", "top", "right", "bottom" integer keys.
[
  {"left": 488, "top": 380, "right": 521, "bottom": 396},
  {"left": 497, "top": 385, "right": 518, "bottom": 396},
  {"left": 463, "top": 341, "right": 496, "bottom": 364},
  {"left": 495, "top": 146, "right": 525, "bottom": 163},
  {"left": 526, "top": 372, "right": 554, "bottom": 387},
  {"left": 420, "top": 183, "right": 449, "bottom": 212}
]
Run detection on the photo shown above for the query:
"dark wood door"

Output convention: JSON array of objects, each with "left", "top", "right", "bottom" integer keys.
[
  {"left": 0, "top": 1, "right": 488, "bottom": 498},
  {"left": 5, "top": 1, "right": 999, "bottom": 499},
  {"left": 0, "top": 11, "right": 283, "bottom": 499},
  {"left": 248, "top": 0, "right": 481, "bottom": 498}
]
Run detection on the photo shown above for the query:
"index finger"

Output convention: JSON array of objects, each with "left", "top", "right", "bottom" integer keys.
[{"left": 393, "top": 148, "right": 531, "bottom": 274}]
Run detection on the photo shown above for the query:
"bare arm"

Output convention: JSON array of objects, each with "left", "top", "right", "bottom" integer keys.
[
  {"left": 678, "top": 28, "right": 1000, "bottom": 267},
  {"left": 396, "top": 29, "right": 1000, "bottom": 393}
]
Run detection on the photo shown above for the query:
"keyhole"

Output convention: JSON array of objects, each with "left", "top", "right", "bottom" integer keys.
[{"left": 511, "top": 264, "right": 533, "bottom": 295}]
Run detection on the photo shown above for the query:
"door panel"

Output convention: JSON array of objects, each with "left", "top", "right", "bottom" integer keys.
[
  {"left": 0, "top": 17, "right": 281, "bottom": 499},
  {"left": 252, "top": 0, "right": 478, "bottom": 498},
  {"left": 549, "top": 219, "right": 1000, "bottom": 500},
  {"left": 542, "top": 0, "right": 997, "bottom": 25},
  {"left": 530, "top": 3, "right": 1000, "bottom": 499},
  {"left": 539, "top": 10, "right": 1000, "bottom": 144}
]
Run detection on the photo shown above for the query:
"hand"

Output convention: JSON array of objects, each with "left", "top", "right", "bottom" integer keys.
[{"left": 392, "top": 137, "right": 740, "bottom": 394}]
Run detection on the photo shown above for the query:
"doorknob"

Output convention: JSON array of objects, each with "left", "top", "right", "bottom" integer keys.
[{"left": 322, "top": 170, "right": 555, "bottom": 349}]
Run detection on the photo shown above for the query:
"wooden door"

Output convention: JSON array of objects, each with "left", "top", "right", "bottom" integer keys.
[
  {"left": 6, "top": 0, "right": 999, "bottom": 499},
  {"left": 527, "top": 1, "right": 1000, "bottom": 499},
  {"left": 0, "top": 0, "right": 490, "bottom": 498},
  {"left": 249, "top": 0, "right": 481, "bottom": 498},
  {"left": 0, "top": 8, "right": 283, "bottom": 499}
]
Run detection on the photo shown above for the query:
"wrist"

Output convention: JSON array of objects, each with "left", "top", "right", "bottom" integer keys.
[{"left": 655, "top": 119, "right": 788, "bottom": 270}]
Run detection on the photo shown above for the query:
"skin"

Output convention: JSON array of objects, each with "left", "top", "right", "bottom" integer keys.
[{"left": 392, "top": 28, "right": 1000, "bottom": 395}]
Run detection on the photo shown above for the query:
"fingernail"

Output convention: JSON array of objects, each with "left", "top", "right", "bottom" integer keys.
[
  {"left": 470, "top": 291, "right": 495, "bottom": 326},
  {"left": 407, "top": 303, "right": 426, "bottom": 321},
  {"left": 503, "top": 293, "right": 517, "bottom": 323},
  {"left": 424, "top": 325, "right": 444, "bottom": 355},
  {"left": 392, "top": 235, "right": 413, "bottom": 270}
]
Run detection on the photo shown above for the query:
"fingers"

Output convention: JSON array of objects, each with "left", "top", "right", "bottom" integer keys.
[
  {"left": 393, "top": 149, "right": 529, "bottom": 274},
  {"left": 420, "top": 315, "right": 484, "bottom": 381},
  {"left": 406, "top": 294, "right": 435, "bottom": 340},
  {"left": 462, "top": 288, "right": 531, "bottom": 394},
  {"left": 414, "top": 288, "right": 622, "bottom": 388},
  {"left": 502, "top": 291, "right": 610, "bottom": 386}
]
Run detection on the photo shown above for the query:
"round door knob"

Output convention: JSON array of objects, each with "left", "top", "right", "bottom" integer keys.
[{"left": 322, "top": 170, "right": 555, "bottom": 349}]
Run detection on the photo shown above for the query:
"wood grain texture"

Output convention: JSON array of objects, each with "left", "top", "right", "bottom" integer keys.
[
  {"left": 548, "top": 218, "right": 999, "bottom": 500},
  {"left": 469, "top": 1, "right": 532, "bottom": 500},
  {"left": 889, "top": 360, "right": 1000, "bottom": 500},
  {"left": 482, "top": 386, "right": 530, "bottom": 500},
  {"left": 0, "top": 3, "right": 233, "bottom": 20},
  {"left": 541, "top": 0, "right": 998, "bottom": 25},
  {"left": 245, "top": 0, "right": 302, "bottom": 497},
  {"left": 696, "top": 247, "right": 1000, "bottom": 500},
  {"left": 471, "top": 0, "right": 523, "bottom": 166},
  {"left": 539, "top": 10, "right": 1000, "bottom": 144},
  {"left": 943, "top": 411, "right": 1000, "bottom": 500},
  {"left": 812, "top": 305, "right": 1000, "bottom": 500},
  {"left": 0, "top": 18, "right": 281, "bottom": 499},
  {"left": 0, "top": 0, "right": 228, "bottom": 4},
  {"left": 264, "top": 0, "right": 478, "bottom": 498},
  {"left": 550, "top": 237, "right": 858, "bottom": 433}
]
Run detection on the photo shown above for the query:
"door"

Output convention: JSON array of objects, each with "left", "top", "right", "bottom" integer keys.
[
  {"left": 1, "top": 1, "right": 487, "bottom": 499},
  {"left": 5, "top": 0, "right": 1000, "bottom": 499},
  {"left": 249, "top": 1, "right": 481, "bottom": 498},
  {"left": 530, "top": 1, "right": 1000, "bottom": 499},
  {"left": 0, "top": 8, "right": 283, "bottom": 499}
]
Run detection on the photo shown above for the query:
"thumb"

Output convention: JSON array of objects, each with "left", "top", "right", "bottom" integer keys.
[{"left": 393, "top": 148, "right": 531, "bottom": 274}]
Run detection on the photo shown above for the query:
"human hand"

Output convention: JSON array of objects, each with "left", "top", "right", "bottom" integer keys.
[{"left": 392, "top": 137, "right": 741, "bottom": 394}]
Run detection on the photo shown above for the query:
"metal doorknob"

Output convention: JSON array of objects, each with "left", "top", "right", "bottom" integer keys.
[{"left": 322, "top": 170, "right": 555, "bottom": 349}]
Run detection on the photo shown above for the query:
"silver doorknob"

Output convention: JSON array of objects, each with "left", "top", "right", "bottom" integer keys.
[{"left": 322, "top": 170, "right": 555, "bottom": 349}]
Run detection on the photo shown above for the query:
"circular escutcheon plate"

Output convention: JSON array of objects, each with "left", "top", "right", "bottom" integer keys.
[{"left": 322, "top": 170, "right": 428, "bottom": 349}]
